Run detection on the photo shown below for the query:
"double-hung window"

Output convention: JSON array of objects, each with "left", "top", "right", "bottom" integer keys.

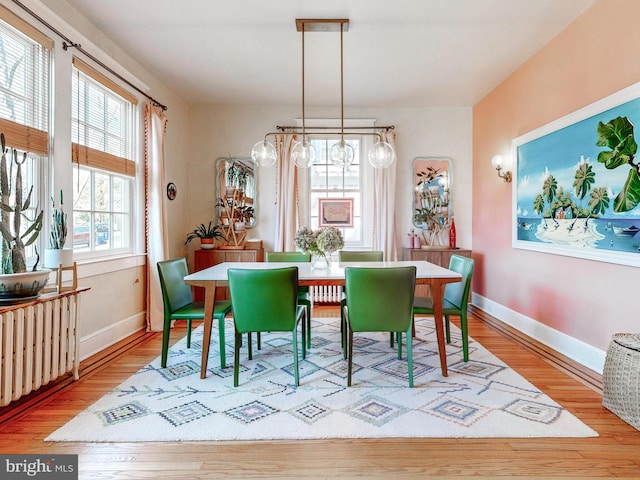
[
  {"left": 71, "top": 58, "right": 137, "bottom": 256},
  {"left": 307, "top": 136, "right": 370, "bottom": 247},
  {"left": 0, "top": 7, "right": 51, "bottom": 265}
]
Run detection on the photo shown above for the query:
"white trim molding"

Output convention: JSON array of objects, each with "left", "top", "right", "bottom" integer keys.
[
  {"left": 79, "top": 311, "right": 146, "bottom": 360},
  {"left": 472, "top": 293, "right": 606, "bottom": 375}
]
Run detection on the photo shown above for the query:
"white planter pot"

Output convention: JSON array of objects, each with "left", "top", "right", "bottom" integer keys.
[{"left": 44, "top": 248, "right": 74, "bottom": 268}]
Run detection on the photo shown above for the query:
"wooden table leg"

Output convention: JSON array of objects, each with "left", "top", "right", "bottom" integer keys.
[
  {"left": 430, "top": 279, "right": 448, "bottom": 377},
  {"left": 200, "top": 281, "right": 217, "bottom": 379}
]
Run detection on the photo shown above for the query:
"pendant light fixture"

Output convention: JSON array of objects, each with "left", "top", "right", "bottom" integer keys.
[
  {"left": 291, "top": 20, "right": 316, "bottom": 168},
  {"left": 251, "top": 19, "right": 396, "bottom": 169},
  {"left": 327, "top": 20, "right": 354, "bottom": 169}
]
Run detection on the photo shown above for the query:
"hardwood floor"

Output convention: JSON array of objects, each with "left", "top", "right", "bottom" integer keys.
[{"left": 1, "top": 305, "right": 638, "bottom": 479}]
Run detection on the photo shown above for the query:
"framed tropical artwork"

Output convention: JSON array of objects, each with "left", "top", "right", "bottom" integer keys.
[{"left": 513, "top": 81, "right": 640, "bottom": 267}]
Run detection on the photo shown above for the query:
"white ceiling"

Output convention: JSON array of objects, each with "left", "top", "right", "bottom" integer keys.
[{"left": 58, "top": 0, "right": 594, "bottom": 108}]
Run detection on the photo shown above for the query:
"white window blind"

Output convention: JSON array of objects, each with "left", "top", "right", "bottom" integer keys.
[
  {"left": 0, "top": 5, "right": 50, "bottom": 155},
  {"left": 71, "top": 57, "right": 136, "bottom": 176}
]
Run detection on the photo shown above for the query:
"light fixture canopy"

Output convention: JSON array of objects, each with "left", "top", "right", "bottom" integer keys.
[{"left": 491, "top": 154, "right": 512, "bottom": 183}]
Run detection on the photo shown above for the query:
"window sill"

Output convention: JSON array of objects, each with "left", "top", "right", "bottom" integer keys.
[{"left": 73, "top": 253, "right": 146, "bottom": 279}]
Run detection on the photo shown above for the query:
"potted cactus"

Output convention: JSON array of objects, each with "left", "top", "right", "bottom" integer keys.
[
  {"left": 0, "top": 133, "right": 49, "bottom": 303},
  {"left": 43, "top": 189, "right": 73, "bottom": 269}
]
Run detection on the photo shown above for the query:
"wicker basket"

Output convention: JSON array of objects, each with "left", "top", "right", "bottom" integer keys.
[{"left": 602, "top": 333, "right": 640, "bottom": 430}]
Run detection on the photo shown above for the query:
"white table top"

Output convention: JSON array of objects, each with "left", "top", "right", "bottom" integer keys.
[{"left": 184, "top": 260, "right": 461, "bottom": 283}]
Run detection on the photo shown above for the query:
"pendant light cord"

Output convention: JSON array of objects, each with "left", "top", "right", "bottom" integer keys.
[
  {"left": 301, "top": 24, "right": 306, "bottom": 141},
  {"left": 340, "top": 22, "right": 345, "bottom": 145}
]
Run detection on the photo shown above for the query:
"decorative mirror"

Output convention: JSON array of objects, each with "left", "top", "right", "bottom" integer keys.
[
  {"left": 215, "top": 158, "right": 257, "bottom": 246},
  {"left": 412, "top": 157, "right": 452, "bottom": 246}
]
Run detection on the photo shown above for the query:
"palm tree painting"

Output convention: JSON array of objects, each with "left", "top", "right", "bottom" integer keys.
[{"left": 513, "top": 88, "right": 640, "bottom": 266}]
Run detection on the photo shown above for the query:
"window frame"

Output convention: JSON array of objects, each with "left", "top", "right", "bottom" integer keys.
[{"left": 71, "top": 57, "right": 138, "bottom": 259}]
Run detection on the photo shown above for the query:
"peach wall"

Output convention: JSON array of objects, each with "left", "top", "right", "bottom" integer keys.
[{"left": 473, "top": 0, "right": 640, "bottom": 352}]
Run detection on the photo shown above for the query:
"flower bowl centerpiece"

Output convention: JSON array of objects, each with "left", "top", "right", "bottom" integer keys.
[{"left": 294, "top": 226, "right": 344, "bottom": 269}]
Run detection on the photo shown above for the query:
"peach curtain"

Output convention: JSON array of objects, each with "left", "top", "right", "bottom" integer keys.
[
  {"left": 145, "top": 104, "right": 169, "bottom": 332},
  {"left": 273, "top": 133, "right": 300, "bottom": 251},
  {"left": 372, "top": 131, "right": 398, "bottom": 260}
]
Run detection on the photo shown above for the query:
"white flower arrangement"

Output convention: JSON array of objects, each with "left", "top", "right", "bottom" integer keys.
[{"left": 294, "top": 226, "right": 344, "bottom": 258}]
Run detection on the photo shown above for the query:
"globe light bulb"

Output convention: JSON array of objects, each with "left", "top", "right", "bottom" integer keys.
[
  {"left": 329, "top": 140, "right": 354, "bottom": 168},
  {"left": 368, "top": 141, "right": 395, "bottom": 168},
  {"left": 251, "top": 140, "right": 277, "bottom": 167},
  {"left": 292, "top": 139, "right": 317, "bottom": 168}
]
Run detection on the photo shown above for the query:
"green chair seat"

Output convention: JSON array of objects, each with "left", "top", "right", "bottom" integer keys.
[
  {"left": 228, "top": 266, "right": 306, "bottom": 387},
  {"left": 343, "top": 266, "right": 416, "bottom": 387},
  {"left": 157, "top": 258, "right": 233, "bottom": 369},
  {"left": 337, "top": 251, "right": 385, "bottom": 357},
  {"left": 265, "top": 251, "right": 312, "bottom": 349},
  {"left": 412, "top": 254, "right": 475, "bottom": 362}
]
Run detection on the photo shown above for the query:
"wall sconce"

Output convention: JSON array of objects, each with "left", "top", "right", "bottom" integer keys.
[{"left": 491, "top": 155, "right": 512, "bottom": 183}]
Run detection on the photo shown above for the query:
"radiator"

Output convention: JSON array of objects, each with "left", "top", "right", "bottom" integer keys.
[
  {"left": 310, "top": 285, "right": 342, "bottom": 303},
  {"left": 0, "top": 293, "right": 81, "bottom": 407}
]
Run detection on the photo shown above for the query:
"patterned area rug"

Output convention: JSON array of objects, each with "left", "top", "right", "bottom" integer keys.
[{"left": 46, "top": 316, "right": 597, "bottom": 441}]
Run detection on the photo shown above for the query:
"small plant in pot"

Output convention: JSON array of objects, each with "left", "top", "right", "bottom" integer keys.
[
  {"left": 0, "top": 133, "right": 49, "bottom": 303},
  {"left": 185, "top": 221, "right": 226, "bottom": 249},
  {"left": 44, "top": 190, "right": 73, "bottom": 269}
]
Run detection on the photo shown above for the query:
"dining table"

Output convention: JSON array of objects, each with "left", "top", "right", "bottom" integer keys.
[{"left": 183, "top": 260, "right": 462, "bottom": 379}]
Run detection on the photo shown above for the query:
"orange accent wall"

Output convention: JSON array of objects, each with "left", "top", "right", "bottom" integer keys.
[{"left": 472, "top": 0, "right": 640, "bottom": 351}]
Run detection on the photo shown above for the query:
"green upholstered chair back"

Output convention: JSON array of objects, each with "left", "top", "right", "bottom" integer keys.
[
  {"left": 345, "top": 266, "right": 416, "bottom": 332},
  {"left": 265, "top": 251, "right": 311, "bottom": 262},
  {"left": 157, "top": 258, "right": 193, "bottom": 316},
  {"left": 338, "top": 250, "right": 384, "bottom": 262},
  {"left": 228, "top": 267, "right": 300, "bottom": 333},
  {"left": 443, "top": 255, "right": 475, "bottom": 312}
]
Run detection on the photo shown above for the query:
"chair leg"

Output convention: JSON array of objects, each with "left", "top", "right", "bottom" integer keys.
[
  {"left": 160, "top": 315, "right": 172, "bottom": 368},
  {"left": 347, "top": 329, "right": 354, "bottom": 387},
  {"left": 390, "top": 332, "right": 394, "bottom": 348},
  {"left": 460, "top": 313, "right": 469, "bottom": 362},
  {"left": 233, "top": 330, "right": 241, "bottom": 387},
  {"left": 292, "top": 329, "right": 300, "bottom": 386},
  {"left": 341, "top": 302, "right": 348, "bottom": 359},
  {"left": 445, "top": 314, "right": 451, "bottom": 343},
  {"left": 216, "top": 315, "right": 226, "bottom": 369},
  {"left": 257, "top": 332, "right": 261, "bottom": 350},
  {"left": 301, "top": 310, "right": 307, "bottom": 360},
  {"left": 406, "top": 325, "right": 414, "bottom": 388},
  {"left": 340, "top": 299, "right": 347, "bottom": 352},
  {"left": 186, "top": 319, "right": 192, "bottom": 348},
  {"left": 397, "top": 332, "right": 403, "bottom": 360},
  {"left": 247, "top": 332, "right": 253, "bottom": 360},
  {"left": 301, "top": 299, "right": 312, "bottom": 349}
]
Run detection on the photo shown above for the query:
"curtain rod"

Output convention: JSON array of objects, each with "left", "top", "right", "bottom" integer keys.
[
  {"left": 277, "top": 125, "right": 394, "bottom": 131},
  {"left": 11, "top": 0, "right": 168, "bottom": 111}
]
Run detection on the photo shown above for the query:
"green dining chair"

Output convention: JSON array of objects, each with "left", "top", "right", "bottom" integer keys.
[
  {"left": 228, "top": 266, "right": 307, "bottom": 387},
  {"left": 338, "top": 251, "right": 384, "bottom": 357},
  {"left": 265, "top": 251, "right": 312, "bottom": 349},
  {"left": 343, "top": 266, "right": 417, "bottom": 387},
  {"left": 412, "top": 254, "right": 475, "bottom": 361},
  {"left": 157, "top": 258, "right": 233, "bottom": 369}
]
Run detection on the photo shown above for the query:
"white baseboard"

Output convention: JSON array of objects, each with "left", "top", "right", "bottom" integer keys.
[
  {"left": 79, "top": 312, "right": 146, "bottom": 361},
  {"left": 472, "top": 293, "right": 606, "bottom": 375}
]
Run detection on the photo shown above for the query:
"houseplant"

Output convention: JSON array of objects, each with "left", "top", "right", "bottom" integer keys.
[
  {"left": 185, "top": 221, "right": 226, "bottom": 249},
  {"left": 44, "top": 189, "right": 73, "bottom": 269},
  {"left": 0, "top": 133, "right": 49, "bottom": 303}
]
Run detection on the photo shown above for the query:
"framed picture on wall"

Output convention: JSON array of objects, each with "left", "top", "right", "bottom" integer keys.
[
  {"left": 512, "top": 81, "right": 640, "bottom": 267},
  {"left": 319, "top": 198, "right": 354, "bottom": 228}
]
